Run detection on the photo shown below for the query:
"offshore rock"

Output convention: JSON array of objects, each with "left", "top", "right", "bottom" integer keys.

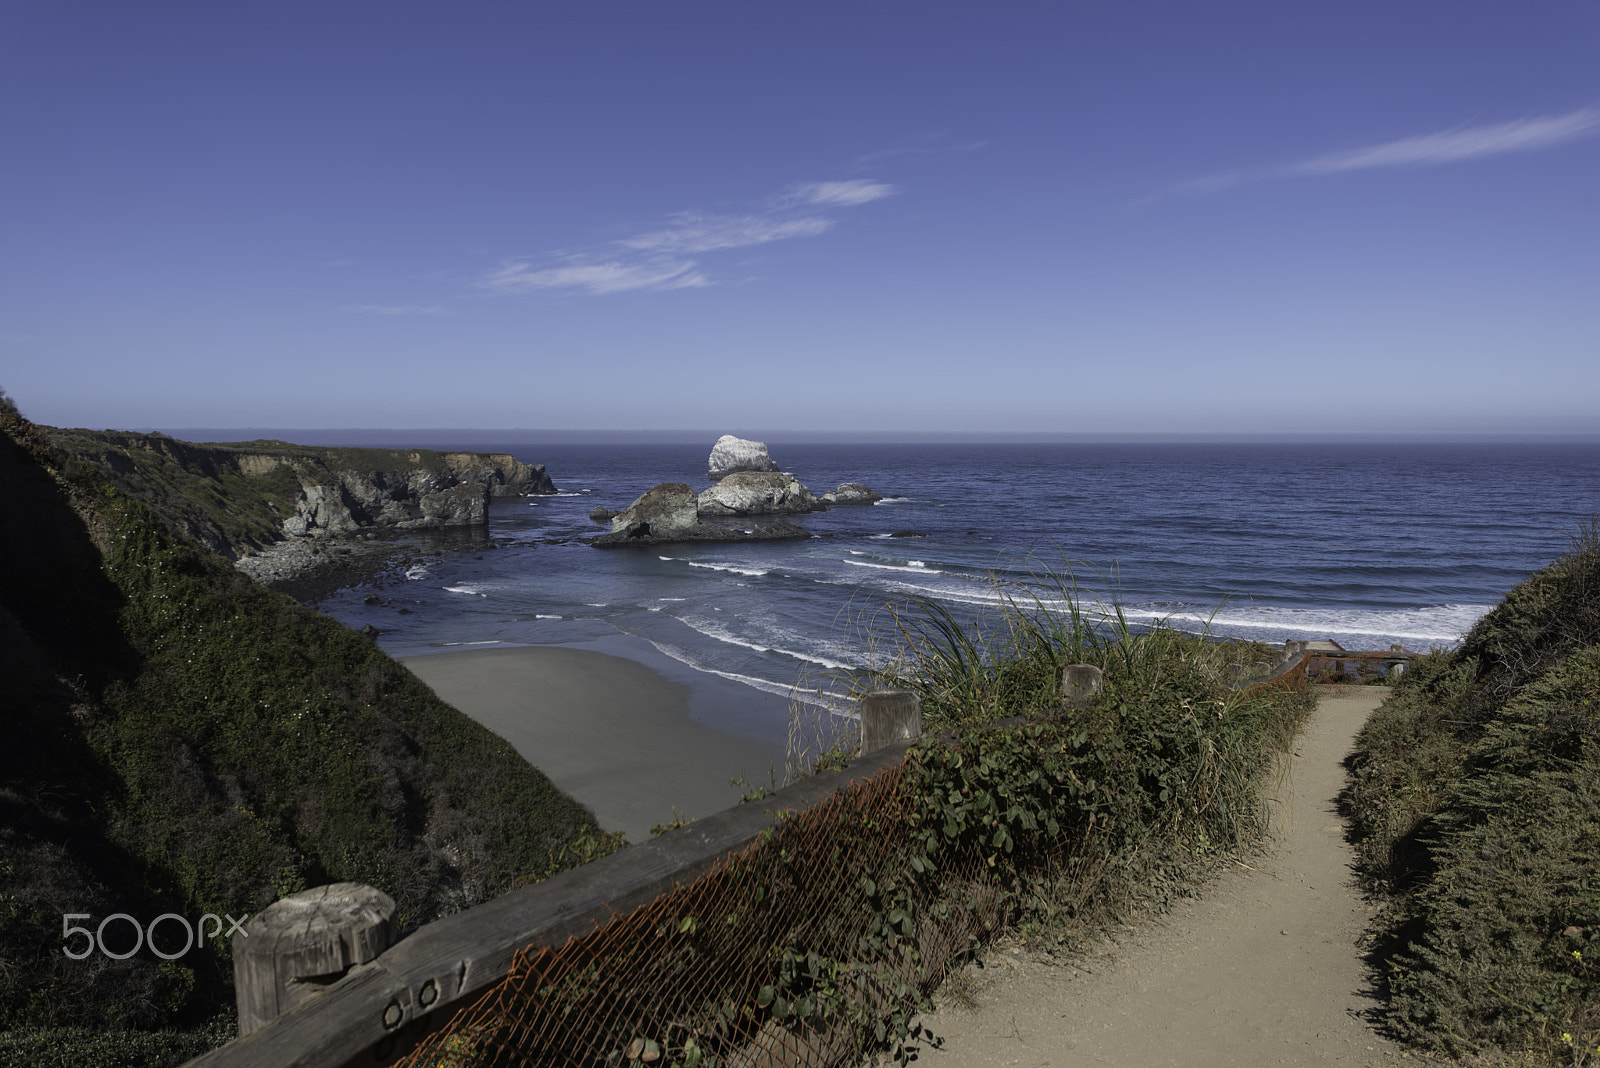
[
  {"left": 819, "top": 482, "right": 882, "bottom": 506},
  {"left": 697, "top": 470, "right": 820, "bottom": 516},
  {"left": 707, "top": 434, "right": 781, "bottom": 481},
  {"left": 593, "top": 518, "right": 810, "bottom": 548},
  {"left": 605, "top": 483, "right": 703, "bottom": 541},
  {"left": 593, "top": 481, "right": 810, "bottom": 547}
]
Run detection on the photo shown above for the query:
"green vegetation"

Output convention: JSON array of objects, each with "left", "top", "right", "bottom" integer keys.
[
  {"left": 1344, "top": 524, "right": 1600, "bottom": 1063},
  {"left": 402, "top": 581, "right": 1313, "bottom": 1068},
  {"left": 42, "top": 427, "right": 542, "bottom": 562},
  {"left": 43, "top": 427, "right": 309, "bottom": 556},
  {"left": 0, "top": 402, "right": 600, "bottom": 1064},
  {"left": 868, "top": 583, "right": 1314, "bottom": 937}
]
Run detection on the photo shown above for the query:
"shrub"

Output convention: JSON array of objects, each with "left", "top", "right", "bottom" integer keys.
[
  {"left": 1343, "top": 524, "right": 1600, "bottom": 1062},
  {"left": 1454, "top": 520, "right": 1600, "bottom": 723},
  {"left": 855, "top": 575, "right": 1312, "bottom": 936}
]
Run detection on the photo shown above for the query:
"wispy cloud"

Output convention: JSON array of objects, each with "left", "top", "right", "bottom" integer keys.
[
  {"left": 792, "top": 180, "right": 897, "bottom": 207},
  {"left": 481, "top": 259, "right": 708, "bottom": 296},
  {"left": 1161, "top": 105, "right": 1600, "bottom": 199},
  {"left": 480, "top": 178, "right": 895, "bottom": 296},
  {"left": 1291, "top": 107, "right": 1600, "bottom": 174},
  {"left": 620, "top": 212, "right": 834, "bottom": 255},
  {"left": 343, "top": 304, "right": 454, "bottom": 316}
]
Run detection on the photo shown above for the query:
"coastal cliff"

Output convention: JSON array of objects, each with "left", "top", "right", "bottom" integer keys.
[
  {"left": 0, "top": 401, "right": 599, "bottom": 1060},
  {"left": 48, "top": 428, "right": 554, "bottom": 557}
]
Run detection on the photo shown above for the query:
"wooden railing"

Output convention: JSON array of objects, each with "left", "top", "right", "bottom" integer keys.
[
  {"left": 184, "top": 692, "right": 924, "bottom": 1068},
  {"left": 186, "top": 637, "right": 1362, "bottom": 1068}
]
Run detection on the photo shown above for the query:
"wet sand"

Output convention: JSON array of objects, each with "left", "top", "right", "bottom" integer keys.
[{"left": 402, "top": 641, "right": 790, "bottom": 844}]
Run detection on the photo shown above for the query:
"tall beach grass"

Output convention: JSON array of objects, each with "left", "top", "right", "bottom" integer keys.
[
  {"left": 786, "top": 563, "right": 1314, "bottom": 938},
  {"left": 789, "top": 562, "right": 1298, "bottom": 774}
]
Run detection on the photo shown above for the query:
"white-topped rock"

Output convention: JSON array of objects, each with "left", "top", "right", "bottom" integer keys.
[
  {"left": 592, "top": 480, "right": 810, "bottom": 546},
  {"left": 698, "top": 470, "right": 820, "bottom": 516},
  {"left": 707, "top": 434, "right": 781, "bottom": 481}
]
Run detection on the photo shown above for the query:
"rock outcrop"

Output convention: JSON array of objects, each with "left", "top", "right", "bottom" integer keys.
[
  {"left": 46, "top": 429, "right": 557, "bottom": 560},
  {"left": 437, "top": 452, "right": 555, "bottom": 497},
  {"left": 698, "top": 470, "right": 821, "bottom": 517},
  {"left": 820, "top": 482, "right": 883, "bottom": 506},
  {"left": 593, "top": 482, "right": 810, "bottom": 548},
  {"left": 707, "top": 434, "right": 781, "bottom": 481},
  {"left": 591, "top": 434, "right": 888, "bottom": 547},
  {"left": 281, "top": 473, "right": 491, "bottom": 536},
  {"left": 600, "top": 483, "right": 703, "bottom": 542},
  {"left": 273, "top": 451, "right": 552, "bottom": 541}
]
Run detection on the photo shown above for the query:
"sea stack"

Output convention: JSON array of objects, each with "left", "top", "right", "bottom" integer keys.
[
  {"left": 707, "top": 434, "right": 781, "bottom": 481},
  {"left": 591, "top": 433, "right": 886, "bottom": 547},
  {"left": 591, "top": 481, "right": 809, "bottom": 547},
  {"left": 602, "top": 483, "right": 703, "bottom": 542},
  {"left": 698, "top": 471, "right": 820, "bottom": 516}
]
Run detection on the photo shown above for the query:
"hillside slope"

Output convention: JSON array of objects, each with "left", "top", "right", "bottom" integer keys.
[
  {"left": 1344, "top": 525, "right": 1600, "bottom": 1063},
  {"left": 0, "top": 398, "right": 600, "bottom": 1063}
]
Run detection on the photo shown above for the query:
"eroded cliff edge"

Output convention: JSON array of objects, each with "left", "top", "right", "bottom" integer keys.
[{"left": 46, "top": 428, "right": 556, "bottom": 588}]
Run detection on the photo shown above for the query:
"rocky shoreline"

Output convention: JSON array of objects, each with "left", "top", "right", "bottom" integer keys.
[
  {"left": 63, "top": 428, "right": 893, "bottom": 587},
  {"left": 234, "top": 531, "right": 444, "bottom": 603},
  {"left": 46, "top": 427, "right": 562, "bottom": 596}
]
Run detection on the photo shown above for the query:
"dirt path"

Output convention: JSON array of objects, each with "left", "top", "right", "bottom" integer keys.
[{"left": 906, "top": 689, "right": 1401, "bottom": 1068}]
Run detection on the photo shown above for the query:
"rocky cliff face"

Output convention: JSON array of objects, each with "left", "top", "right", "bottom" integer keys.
[
  {"left": 281, "top": 472, "right": 491, "bottom": 536},
  {"left": 46, "top": 429, "right": 555, "bottom": 558},
  {"left": 437, "top": 451, "right": 554, "bottom": 497}
]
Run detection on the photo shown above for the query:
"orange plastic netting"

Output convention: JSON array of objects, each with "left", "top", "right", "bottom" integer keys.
[
  {"left": 392, "top": 659, "right": 1316, "bottom": 1068},
  {"left": 395, "top": 759, "right": 1001, "bottom": 1068}
]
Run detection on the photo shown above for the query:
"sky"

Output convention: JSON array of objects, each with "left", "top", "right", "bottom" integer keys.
[{"left": 2, "top": 1, "right": 1597, "bottom": 437}]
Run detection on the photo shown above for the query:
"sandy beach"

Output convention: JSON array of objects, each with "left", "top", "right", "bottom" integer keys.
[{"left": 402, "top": 639, "right": 792, "bottom": 843}]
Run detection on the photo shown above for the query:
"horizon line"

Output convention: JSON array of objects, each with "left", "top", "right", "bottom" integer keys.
[{"left": 136, "top": 426, "right": 1600, "bottom": 446}]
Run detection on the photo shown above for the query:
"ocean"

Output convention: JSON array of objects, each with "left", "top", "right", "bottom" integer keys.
[{"left": 314, "top": 441, "right": 1600, "bottom": 742}]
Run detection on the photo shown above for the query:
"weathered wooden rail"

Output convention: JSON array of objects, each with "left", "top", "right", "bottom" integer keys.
[
  {"left": 184, "top": 691, "right": 925, "bottom": 1068},
  {"left": 185, "top": 640, "right": 1345, "bottom": 1068}
]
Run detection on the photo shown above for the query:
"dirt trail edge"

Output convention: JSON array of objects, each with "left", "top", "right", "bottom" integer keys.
[{"left": 905, "top": 689, "right": 1400, "bottom": 1068}]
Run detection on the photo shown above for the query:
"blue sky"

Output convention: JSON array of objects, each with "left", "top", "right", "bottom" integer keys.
[{"left": 3, "top": 2, "right": 1597, "bottom": 436}]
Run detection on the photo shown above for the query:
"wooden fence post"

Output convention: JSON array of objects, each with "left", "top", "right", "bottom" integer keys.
[
  {"left": 233, "top": 882, "right": 396, "bottom": 1036},
  {"left": 860, "top": 691, "right": 921, "bottom": 754},
  {"left": 1060, "top": 664, "right": 1104, "bottom": 707}
]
